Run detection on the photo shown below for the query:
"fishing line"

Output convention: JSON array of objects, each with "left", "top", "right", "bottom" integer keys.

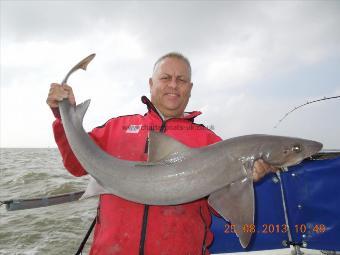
[{"left": 274, "top": 95, "right": 340, "bottom": 128}]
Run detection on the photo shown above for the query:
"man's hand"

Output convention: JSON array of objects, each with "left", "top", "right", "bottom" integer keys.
[
  {"left": 46, "top": 83, "right": 76, "bottom": 108},
  {"left": 252, "top": 159, "right": 279, "bottom": 182}
]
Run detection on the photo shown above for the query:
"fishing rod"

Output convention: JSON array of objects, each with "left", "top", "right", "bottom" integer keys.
[
  {"left": 0, "top": 191, "right": 85, "bottom": 211},
  {"left": 274, "top": 95, "right": 340, "bottom": 128}
]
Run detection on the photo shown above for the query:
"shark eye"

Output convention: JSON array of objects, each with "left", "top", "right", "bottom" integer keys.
[{"left": 292, "top": 144, "right": 301, "bottom": 153}]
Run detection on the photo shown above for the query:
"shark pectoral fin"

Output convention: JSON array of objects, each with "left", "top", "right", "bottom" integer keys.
[
  {"left": 75, "top": 99, "right": 91, "bottom": 123},
  {"left": 148, "top": 131, "right": 191, "bottom": 162},
  {"left": 208, "top": 178, "right": 255, "bottom": 248},
  {"left": 80, "top": 176, "right": 110, "bottom": 200}
]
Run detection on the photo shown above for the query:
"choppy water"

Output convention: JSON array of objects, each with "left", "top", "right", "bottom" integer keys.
[{"left": 0, "top": 148, "right": 97, "bottom": 255}]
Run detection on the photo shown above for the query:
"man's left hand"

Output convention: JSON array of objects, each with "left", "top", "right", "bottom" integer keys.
[{"left": 252, "top": 159, "right": 280, "bottom": 182}]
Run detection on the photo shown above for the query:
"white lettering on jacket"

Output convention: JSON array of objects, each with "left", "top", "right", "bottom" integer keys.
[{"left": 126, "top": 124, "right": 142, "bottom": 134}]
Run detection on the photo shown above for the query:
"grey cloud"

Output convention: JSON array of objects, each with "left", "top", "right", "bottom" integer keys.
[
  {"left": 1, "top": 1, "right": 134, "bottom": 41},
  {"left": 3, "top": 1, "right": 340, "bottom": 56}
]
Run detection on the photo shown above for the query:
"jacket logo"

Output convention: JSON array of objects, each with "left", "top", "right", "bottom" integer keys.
[{"left": 126, "top": 124, "right": 142, "bottom": 134}]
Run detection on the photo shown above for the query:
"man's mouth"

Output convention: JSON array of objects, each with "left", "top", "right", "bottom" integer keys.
[{"left": 165, "top": 93, "right": 180, "bottom": 97}]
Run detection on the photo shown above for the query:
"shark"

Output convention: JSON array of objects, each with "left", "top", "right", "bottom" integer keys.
[
  {"left": 57, "top": 54, "right": 323, "bottom": 248},
  {"left": 59, "top": 97, "right": 322, "bottom": 248}
]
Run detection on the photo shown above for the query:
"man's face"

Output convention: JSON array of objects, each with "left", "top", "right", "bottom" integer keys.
[{"left": 149, "top": 57, "right": 193, "bottom": 119}]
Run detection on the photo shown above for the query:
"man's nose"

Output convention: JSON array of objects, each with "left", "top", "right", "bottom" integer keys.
[{"left": 168, "top": 78, "right": 178, "bottom": 89}]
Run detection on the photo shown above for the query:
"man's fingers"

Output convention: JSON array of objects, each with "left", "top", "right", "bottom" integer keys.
[
  {"left": 50, "top": 83, "right": 60, "bottom": 88},
  {"left": 62, "top": 83, "right": 72, "bottom": 90},
  {"left": 252, "top": 162, "right": 265, "bottom": 181},
  {"left": 252, "top": 171, "right": 260, "bottom": 182},
  {"left": 49, "top": 90, "right": 68, "bottom": 100},
  {"left": 252, "top": 159, "right": 280, "bottom": 182},
  {"left": 47, "top": 83, "right": 75, "bottom": 107},
  {"left": 62, "top": 84, "right": 76, "bottom": 105}
]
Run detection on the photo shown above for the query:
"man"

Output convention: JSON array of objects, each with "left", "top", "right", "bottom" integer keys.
[{"left": 47, "top": 52, "right": 275, "bottom": 254}]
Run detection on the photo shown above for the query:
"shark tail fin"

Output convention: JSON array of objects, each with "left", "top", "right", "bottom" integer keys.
[
  {"left": 75, "top": 99, "right": 91, "bottom": 123},
  {"left": 208, "top": 178, "right": 255, "bottom": 248}
]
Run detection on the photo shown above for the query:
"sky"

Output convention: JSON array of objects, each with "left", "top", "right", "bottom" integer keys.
[{"left": 1, "top": 0, "right": 339, "bottom": 148}]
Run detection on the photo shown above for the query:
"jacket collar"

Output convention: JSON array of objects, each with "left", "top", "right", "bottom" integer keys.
[{"left": 141, "top": 96, "right": 201, "bottom": 122}]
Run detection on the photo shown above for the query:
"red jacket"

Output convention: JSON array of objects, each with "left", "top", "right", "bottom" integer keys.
[{"left": 52, "top": 96, "right": 222, "bottom": 255}]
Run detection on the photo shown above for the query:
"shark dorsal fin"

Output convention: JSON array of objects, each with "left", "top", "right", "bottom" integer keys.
[
  {"left": 75, "top": 99, "right": 91, "bottom": 123},
  {"left": 148, "top": 131, "right": 190, "bottom": 162}
]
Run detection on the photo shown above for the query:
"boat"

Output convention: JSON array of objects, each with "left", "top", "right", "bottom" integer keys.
[{"left": 210, "top": 151, "right": 340, "bottom": 254}]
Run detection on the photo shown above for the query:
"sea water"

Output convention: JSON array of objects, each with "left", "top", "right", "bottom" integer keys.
[{"left": 0, "top": 148, "right": 96, "bottom": 255}]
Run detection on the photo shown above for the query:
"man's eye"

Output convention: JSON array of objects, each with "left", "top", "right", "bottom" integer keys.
[
  {"left": 161, "top": 77, "right": 169, "bottom": 80},
  {"left": 177, "top": 78, "right": 187, "bottom": 83}
]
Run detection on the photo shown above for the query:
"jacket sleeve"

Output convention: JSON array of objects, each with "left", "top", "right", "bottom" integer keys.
[
  {"left": 53, "top": 118, "right": 88, "bottom": 176},
  {"left": 52, "top": 108, "right": 109, "bottom": 177}
]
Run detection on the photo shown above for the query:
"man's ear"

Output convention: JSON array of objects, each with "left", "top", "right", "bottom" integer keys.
[
  {"left": 149, "top": 78, "right": 153, "bottom": 91},
  {"left": 189, "top": 82, "right": 193, "bottom": 97}
]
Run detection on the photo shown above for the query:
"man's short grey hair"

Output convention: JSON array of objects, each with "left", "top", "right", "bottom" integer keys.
[{"left": 153, "top": 52, "right": 192, "bottom": 80}]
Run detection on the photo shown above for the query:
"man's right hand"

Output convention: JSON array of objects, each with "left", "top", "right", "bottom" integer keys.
[{"left": 46, "top": 83, "right": 76, "bottom": 108}]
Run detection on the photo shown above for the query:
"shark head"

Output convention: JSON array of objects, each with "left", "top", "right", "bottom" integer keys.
[{"left": 261, "top": 136, "right": 323, "bottom": 167}]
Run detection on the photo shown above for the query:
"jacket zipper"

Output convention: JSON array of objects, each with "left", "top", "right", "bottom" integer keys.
[
  {"left": 139, "top": 119, "right": 166, "bottom": 255},
  {"left": 97, "top": 196, "right": 101, "bottom": 224},
  {"left": 199, "top": 206, "right": 208, "bottom": 255},
  {"left": 96, "top": 206, "right": 100, "bottom": 224}
]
